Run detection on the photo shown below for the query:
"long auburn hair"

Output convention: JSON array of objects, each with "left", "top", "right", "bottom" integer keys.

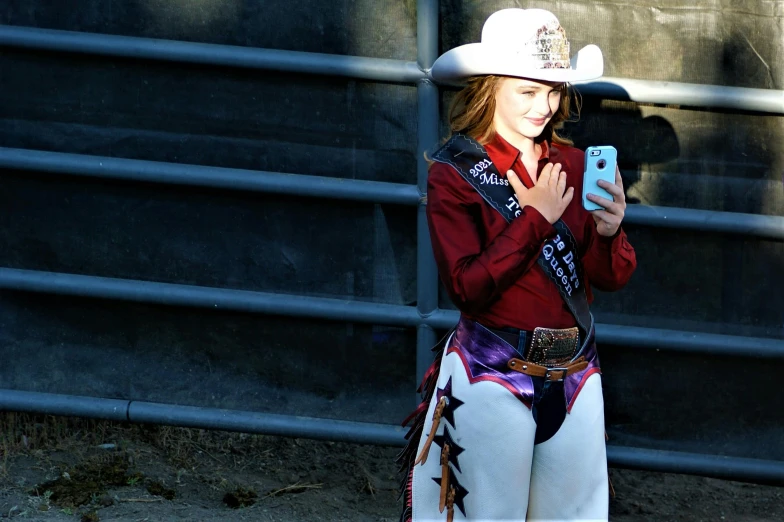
[{"left": 447, "top": 75, "right": 579, "bottom": 146}]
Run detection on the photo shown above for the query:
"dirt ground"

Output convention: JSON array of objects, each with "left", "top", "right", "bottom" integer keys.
[{"left": 1, "top": 414, "right": 782, "bottom": 522}]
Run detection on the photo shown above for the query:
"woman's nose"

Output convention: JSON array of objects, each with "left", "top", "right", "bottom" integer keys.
[{"left": 532, "top": 93, "right": 552, "bottom": 116}]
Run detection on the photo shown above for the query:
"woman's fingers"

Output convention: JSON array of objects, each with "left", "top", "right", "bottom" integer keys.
[
  {"left": 586, "top": 193, "right": 613, "bottom": 209},
  {"left": 548, "top": 163, "right": 561, "bottom": 188},
  {"left": 597, "top": 179, "right": 625, "bottom": 203},
  {"left": 557, "top": 169, "right": 568, "bottom": 196},
  {"left": 537, "top": 163, "right": 553, "bottom": 187},
  {"left": 563, "top": 186, "right": 575, "bottom": 205},
  {"left": 507, "top": 170, "right": 527, "bottom": 193},
  {"left": 591, "top": 208, "right": 618, "bottom": 226},
  {"left": 586, "top": 193, "right": 624, "bottom": 216},
  {"left": 615, "top": 166, "right": 624, "bottom": 189},
  {"left": 595, "top": 167, "right": 626, "bottom": 203}
]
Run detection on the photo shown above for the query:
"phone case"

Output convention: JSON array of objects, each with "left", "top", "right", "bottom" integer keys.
[{"left": 582, "top": 145, "right": 617, "bottom": 211}]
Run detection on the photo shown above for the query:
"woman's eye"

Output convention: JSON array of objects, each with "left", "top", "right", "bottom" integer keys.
[{"left": 521, "top": 91, "right": 535, "bottom": 97}]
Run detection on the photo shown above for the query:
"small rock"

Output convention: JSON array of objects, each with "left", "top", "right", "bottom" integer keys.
[
  {"left": 146, "top": 480, "right": 176, "bottom": 500},
  {"left": 81, "top": 511, "right": 100, "bottom": 522},
  {"left": 223, "top": 487, "right": 258, "bottom": 509}
]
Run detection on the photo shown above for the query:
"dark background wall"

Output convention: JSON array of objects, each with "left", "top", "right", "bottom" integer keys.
[{"left": 1, "top": 1, "right": 782, "bottom": 461}]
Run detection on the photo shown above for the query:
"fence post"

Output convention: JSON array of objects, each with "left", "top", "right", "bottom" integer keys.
[{"left": 415, "top": 0, "right": 440, "bottom": 393}]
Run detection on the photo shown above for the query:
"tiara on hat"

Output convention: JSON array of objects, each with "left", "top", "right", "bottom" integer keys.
[
  {"left": 522, "top": 21, "right": 571, "bottom": 69},
  {"left": 430, "top": 8, "right": 604, "bottom": 84}
]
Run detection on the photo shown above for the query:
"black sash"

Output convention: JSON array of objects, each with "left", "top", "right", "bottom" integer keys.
[{"left": 431, "top": 133, "right": 593, "bottom": 338}]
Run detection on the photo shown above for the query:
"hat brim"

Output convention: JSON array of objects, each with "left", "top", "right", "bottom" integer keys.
[{"left": 430, "top": 43, "right": 603, "bottom": 86}]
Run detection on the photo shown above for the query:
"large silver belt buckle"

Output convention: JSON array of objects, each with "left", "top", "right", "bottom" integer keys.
[{"left": 526, "top": 326, "right": 580, "bottom": 367}]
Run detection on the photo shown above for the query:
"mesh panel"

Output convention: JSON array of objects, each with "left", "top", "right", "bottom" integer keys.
[
  {"left": 0, "top": 50, "right": 418, "bottom": 183},
  {"left": 0, "top": 172, "right": 417, "bottom": 304},
  {"left": 1, "top": 0, "right": 418, "bottom": 59},
  {"left": 0, "top": 292, "right": 417, "bottom": 424}
]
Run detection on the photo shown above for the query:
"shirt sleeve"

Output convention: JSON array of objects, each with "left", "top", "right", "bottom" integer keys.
[
  {"left": 581, "top": 213, "right": 637, "bottom": 292},
  {"left": 426, "top": 162, "right": 555, "bottom": 314}
]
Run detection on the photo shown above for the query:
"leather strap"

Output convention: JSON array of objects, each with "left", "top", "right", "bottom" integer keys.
[{"left": 507, "top": 356, "right": 589, "bottom": 381}]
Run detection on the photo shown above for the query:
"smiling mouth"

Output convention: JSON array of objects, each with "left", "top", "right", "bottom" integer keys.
[{"left": 526, "top": 118, "right": 547, "bottom": 126}]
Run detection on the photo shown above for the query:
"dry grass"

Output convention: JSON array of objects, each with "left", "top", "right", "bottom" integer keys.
[
  {"left": 0, "top": 412, "right": 299, "bottom": 517},
  {"left": 0, "top": 412, "right": 405, "bottom": 520},
  {"left": 265, "top": 482, "right": 323, "bottom": 498},
  {"left": 1, "top": 412, "right": 119, "bottom": 478},
  {"left": 0, "top": 412, "right": 279, "bottom": 480}
]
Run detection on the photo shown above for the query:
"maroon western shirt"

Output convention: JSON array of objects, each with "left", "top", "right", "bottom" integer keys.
[{"left": 426, "top": 133, "right": 637, "bottom": 331}]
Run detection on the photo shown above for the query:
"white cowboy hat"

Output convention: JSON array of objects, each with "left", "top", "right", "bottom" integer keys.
[{"left": 431, "top": 8, "right": 603, "bottom": 85}]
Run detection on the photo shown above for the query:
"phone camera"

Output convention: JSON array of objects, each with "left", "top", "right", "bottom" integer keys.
[{"left": 597, "top": 159, "right": 606, "bottom": 169}]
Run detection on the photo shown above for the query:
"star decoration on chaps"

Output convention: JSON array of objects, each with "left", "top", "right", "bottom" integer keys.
[
  {"left": 414, "top": 377, "right": 466, "bottom": 467},
  {"left": 436, "top": 377, "right": 464, "bottom": 428},
  {"left": 431, "top": 467, "right": 469, "bottom": 519},
  {"left": 433, "top": 426, "right": 465, "bottom": 473}
]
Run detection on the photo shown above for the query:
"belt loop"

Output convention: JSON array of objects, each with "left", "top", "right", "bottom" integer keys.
[{"left": 516, "top": 330, "right": 527, "bottom": 358}]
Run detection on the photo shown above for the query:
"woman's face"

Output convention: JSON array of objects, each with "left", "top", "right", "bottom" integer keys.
[{"left": 493, "top": 77, "right": 563, "bottom": 144}]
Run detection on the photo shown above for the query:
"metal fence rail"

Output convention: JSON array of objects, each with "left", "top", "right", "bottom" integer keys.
[
  {"left": 0, "top": 25, "right": 425, "bottom": 84},
  {"left": 572, "top": 76, "right": 784, "bottom": 114},
  {"left": 0, "top": 267, "right": 782, "bottom": 359},
  {"left": 2, "top": 146, "right": 784, "bottom": 239},
  {"left": 1, "top": 0, "right": 783, "bottom": 487},
  {"left": 623, "top": 205, "right": 784, "bottom": 239},
  {"left": 0, "top": 146, "right": 422, "bottom": 206},
  {"left": 1, "top": 24, "right": 783, "bottom": 114},
  {"left": 2, "top": 389, "right": 783, "bottom": 485}
]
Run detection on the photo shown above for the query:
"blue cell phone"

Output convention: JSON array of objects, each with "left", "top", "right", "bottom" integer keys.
[{"left": 582, "top": 145, "right": 617, "bottom": 211}]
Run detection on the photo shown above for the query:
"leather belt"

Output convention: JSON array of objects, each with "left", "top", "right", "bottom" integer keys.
[
  {"left": 485, "top": 326, "right": 530, "bottom": 352},
  {"left": 486, "top": 324, "right": 581, "bottom": 366},
  {"left": 507, "top": 356, "right": 589, "bottom": 382}
]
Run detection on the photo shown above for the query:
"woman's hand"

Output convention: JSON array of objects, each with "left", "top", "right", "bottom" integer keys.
[
  {"left": 507, "top": 163, "right": 574, "bottom": 225},
  {"left": 586, "top": 166, "right": 626, "bottom": 237}
]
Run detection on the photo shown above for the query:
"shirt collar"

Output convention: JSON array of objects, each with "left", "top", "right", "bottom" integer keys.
[{"left": 484, "top": 132, "right": 550, "bottom": 174}]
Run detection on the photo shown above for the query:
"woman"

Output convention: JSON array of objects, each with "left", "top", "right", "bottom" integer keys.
[{"left": 398, "top": 8, "right": 637, "bottom": 522}]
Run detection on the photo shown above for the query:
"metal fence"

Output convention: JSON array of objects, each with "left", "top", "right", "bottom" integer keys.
[{"left": 1, "top": 0, "right": 783, "bottom": 485}]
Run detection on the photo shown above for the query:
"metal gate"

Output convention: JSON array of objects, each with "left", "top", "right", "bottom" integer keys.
[{"left": 1, "top": 0, "right": 783, "bottom": 485}]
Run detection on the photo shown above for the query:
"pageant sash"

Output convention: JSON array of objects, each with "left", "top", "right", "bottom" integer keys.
[{"left": 431, "top": 133, "right": 592, "bottom": 337}]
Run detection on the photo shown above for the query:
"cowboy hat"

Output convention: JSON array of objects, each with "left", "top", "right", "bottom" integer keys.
[{"left": 431, "top": 8, "right": 603, "bottom": 85}]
